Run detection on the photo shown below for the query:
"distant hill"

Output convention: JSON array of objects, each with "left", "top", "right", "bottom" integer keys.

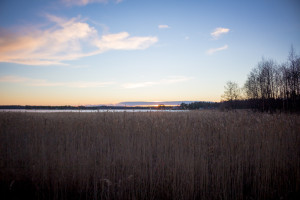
[
  {"left": 115, "top": 101, "right": 204, "bottom": 107},
  {"left": 88, "top": 101, "right": 215, "bottom": 107}
]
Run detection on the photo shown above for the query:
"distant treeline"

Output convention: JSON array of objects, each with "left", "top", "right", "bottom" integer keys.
[
  {"left": 0, "top": 105, "right": 179, "bottom": 110},
  {"left": 180, "top": 101, "right": 219, "bottom": 110}
]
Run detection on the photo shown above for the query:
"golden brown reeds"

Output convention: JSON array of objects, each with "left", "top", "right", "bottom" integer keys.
[{"left": 0, "top": 110, "right": 299, "bottom": 199}]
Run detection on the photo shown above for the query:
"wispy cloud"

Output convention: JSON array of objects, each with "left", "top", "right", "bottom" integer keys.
[
  {"left": 158, "top": 25, "right": 170, "bottom": 29},
  {"left": 211, "top": 27, "right": 230, "bottom": 40},
  {"left": 206, "top": 45, "right": 228, "bottom": 55},
  {"left": 0, "top": 15, "right": 157, "bottom": 66},
  {"left": 0, "top": 75, "right": 115, "bottom": 88},
  {"left": 62, "top": 0, "right": 123, "bottom": 6},
  {"left": 95, "top": 32, "right": 158, "bottom": 51},
  {"left": 0, "top": 76, "right": 29, "bottom": 83},
  {"left": 122, "top": 76, "right": 192, "bottom": 89}
]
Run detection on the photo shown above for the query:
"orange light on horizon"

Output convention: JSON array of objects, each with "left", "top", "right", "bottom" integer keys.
[{"left": 133, "top": 104, "right": 180, "bottom": 107}]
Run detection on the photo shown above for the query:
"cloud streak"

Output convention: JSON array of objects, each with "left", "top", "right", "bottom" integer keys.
[
  {"left": 0, "top": 75, "right": 115, "bottom": 88},
  {"left": 122, "top": 76, "right": 193, "bottom": 89},
  {"left": 211, "top": 27, "right": 230, "bottom": 40},
  {"left": 62, "top": 0, "right": 123, "bottom": 6},
  {"left": 206, "top": 45, "right": 228, "bottom": 55},
  {"left": 96, "top": 32, "right": 158, "bottom": 51},
  {"left": 0, "top": 15, "right": 157, "bottom": 66},
  {"left": 158, "top": 25, "right": 170, "bottom": 29}
]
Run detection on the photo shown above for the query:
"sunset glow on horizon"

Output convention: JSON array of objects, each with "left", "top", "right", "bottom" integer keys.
[{"left": 1, "top": 0, "right": 300, "bottom": 106}]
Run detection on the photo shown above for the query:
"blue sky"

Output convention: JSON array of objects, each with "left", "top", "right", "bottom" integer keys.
[{"left": 0, "top": 0, "right": 300, "bottom": 105}]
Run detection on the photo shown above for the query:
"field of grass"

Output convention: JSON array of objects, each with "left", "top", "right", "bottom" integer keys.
[{"left": 0, "top": 110, "right": 299, "bottom": 199}]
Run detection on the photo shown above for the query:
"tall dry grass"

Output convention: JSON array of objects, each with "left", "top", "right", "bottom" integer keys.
[{"left": 0, "top": 110, "right": 299, "bottom": 199}]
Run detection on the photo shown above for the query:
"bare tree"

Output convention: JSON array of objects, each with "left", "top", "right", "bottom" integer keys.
[
  {"left": 288, "top": 45, "right": 300, "bottom": 98},
  {"left": 244, "top": 68, "right": 260, "bottom": 99},
  {"left": 244, "top": 58, "right": 277, "bottom": 99},
  {"left": 258, "top": 58, "right": 277, "bottom": 99},
  {"left": 222, "top": 81, "right": 241, "bottom": 101}
]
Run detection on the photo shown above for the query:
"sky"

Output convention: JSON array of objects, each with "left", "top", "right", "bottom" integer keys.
[{"left": 0, "top": 0, "right": 300, "bottom": 106}]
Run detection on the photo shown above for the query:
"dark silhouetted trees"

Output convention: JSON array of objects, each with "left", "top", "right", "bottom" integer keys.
[
  {"left": 180, "top": 102, "right": 219, "bottom": 110},
  {"left": 229, "top": 46, "right": 300, "bottom": 112}
]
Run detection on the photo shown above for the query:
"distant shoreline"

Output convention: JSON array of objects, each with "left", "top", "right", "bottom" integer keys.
[{"left": 0, "top": 105, "right": 181, "bottom": 110}]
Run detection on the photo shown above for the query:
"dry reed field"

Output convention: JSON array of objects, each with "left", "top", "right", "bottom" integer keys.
[{"left": 0, "top": 110, "right": 299, "bottom": 199}]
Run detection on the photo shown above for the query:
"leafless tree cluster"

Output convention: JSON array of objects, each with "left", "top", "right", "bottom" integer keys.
[
  {"left": 222, "top": 81, "right": 241, "bottom": 101},
  {"left": 244, "top": 46, "right": 300, "bottom": 111}
]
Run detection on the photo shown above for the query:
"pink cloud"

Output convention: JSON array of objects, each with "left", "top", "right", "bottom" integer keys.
[{"left": 0, "top": 15, "right": 157, "bottom": 66}]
